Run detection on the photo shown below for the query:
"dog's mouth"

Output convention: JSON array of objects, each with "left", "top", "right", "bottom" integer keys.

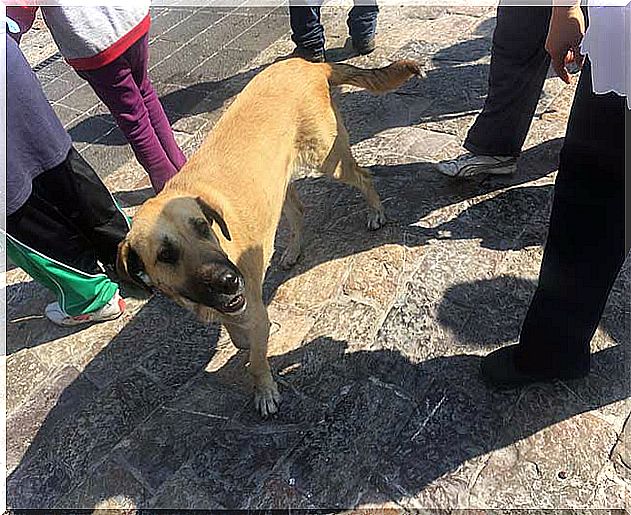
[{"left": 218, "top": 293, "right": 247, "bottom": 314}]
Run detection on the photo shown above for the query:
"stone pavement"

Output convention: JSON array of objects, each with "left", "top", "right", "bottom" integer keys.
[{"left": 5, "top": 4, "right": 630, "bottom": 511}]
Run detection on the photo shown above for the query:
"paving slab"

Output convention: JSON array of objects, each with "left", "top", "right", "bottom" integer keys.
[{"left": 6, "top": 4, "right": 629, "bottom": 512}]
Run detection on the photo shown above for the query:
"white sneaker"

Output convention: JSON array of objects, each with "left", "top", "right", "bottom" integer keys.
[
  {"left": 45, "top": 290, "right": 126, "bottom": 327},
  {"left": 437, "top": 153, "right": 518, "bottom": 178}
]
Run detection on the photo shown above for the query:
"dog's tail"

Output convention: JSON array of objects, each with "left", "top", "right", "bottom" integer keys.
[{"left": 324, "top": 60, "right": 423, "bottom": 94}]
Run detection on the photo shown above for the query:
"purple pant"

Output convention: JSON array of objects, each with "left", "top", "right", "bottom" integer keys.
[{"left": 78, "top": 34, "right": 186, "bottom": 192}]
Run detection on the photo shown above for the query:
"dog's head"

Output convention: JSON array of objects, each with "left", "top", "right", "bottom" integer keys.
[{"left": 117, "top": 195, "right": 247, "bottom": 316}]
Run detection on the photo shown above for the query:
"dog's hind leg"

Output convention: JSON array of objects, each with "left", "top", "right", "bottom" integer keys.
[
  {"left": 280, "top": 184, "right": 304, "bottom": 269},
  {"left": 320, "top": 108, "right": 386, "bottom": 230}
]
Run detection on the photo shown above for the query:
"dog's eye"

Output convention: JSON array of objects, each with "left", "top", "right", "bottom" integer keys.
[
  {"left": 157, "top": 241, "right": 179, "bottom": 265},
  {"left": 190, "top": 217, "right": 211, "bottom": 239}
]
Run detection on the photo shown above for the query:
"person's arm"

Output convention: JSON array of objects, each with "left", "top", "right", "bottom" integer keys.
[{"left": 545, "top": 0, "right": 586, "bottom": 84}]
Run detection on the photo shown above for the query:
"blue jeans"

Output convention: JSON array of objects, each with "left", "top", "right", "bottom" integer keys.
[{"left": 289, "top": 1, "right": 378, "bottom": 51}]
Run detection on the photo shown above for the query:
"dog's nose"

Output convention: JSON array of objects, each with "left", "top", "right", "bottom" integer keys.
[{"left": 216, "top": 271, "right": 240, "bottom": 294}]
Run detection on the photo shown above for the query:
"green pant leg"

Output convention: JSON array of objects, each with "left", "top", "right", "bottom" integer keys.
[{"left": 5, "top": 232, "right": 119, "bottom": 316}]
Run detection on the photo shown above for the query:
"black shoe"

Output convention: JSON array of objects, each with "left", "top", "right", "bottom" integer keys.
[
  {"left": 480, "top": 344, "right": 588, "bottom": 389},
  {"left": 352, "top": 36, "right": 376, "bottom": 56},
  {"left": 290, "top": 46, "right": 326, "bottom": 63}
]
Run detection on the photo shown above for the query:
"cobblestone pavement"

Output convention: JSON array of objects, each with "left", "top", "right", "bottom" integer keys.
[{"left": 5, "top": 4, "right": 630, "bottom": 511}]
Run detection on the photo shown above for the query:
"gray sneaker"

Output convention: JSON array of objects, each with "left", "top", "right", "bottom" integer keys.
[
  {"left": 437, "top": 153, "right": 517, "bottom": 178},
  {"left": 45, "top": 290, "right": 125, "bottom": 327}
]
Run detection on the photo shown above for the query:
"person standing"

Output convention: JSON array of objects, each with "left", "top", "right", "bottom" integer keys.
[
  {"left": 437, "top": 3, "right": 552, "bottom": 177},
  {"left": 4, "top": 31, "right": 129, "bottom": 327},
  {"left": 481, "top": 1, "right": 629, "bottom": 385},
  {"left": 7, "top": 4, "right": 186, "bottom": 193},
  {"left": 289, "top": 0, "right": 379, "bottom": 63}
]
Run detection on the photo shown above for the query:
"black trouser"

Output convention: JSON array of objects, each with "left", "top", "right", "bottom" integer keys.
[
  {"left": 289, "top": 1, "right": 378, "bottom": 51},
  {"left": 516, "top": 61, "right": 628, "bottom": 377},
  {"left": 7, "top": 148, "right": 129, "bottom": 275},
  {"left": 465, "top": 4, "right": 552, "bottom": 157}
]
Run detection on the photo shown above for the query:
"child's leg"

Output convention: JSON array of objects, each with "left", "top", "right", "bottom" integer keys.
[
  {"left": 128, "top": 34, "right": 187, "bottom": 171},
  {"left": 77, "top": 51, "right": 178, "bottom": 193}
]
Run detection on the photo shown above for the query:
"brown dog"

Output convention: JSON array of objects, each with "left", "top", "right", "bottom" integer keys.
[{"left": 117, "top": 57, "right": 421, "bottom": 416}]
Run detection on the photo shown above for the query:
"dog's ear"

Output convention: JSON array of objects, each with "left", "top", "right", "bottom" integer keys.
[
  {"left": 195, "top": 196, "right": 231, "bottom": 241},
  {"left": 116, "top": 239, "right": 152, "bottom": 291}
]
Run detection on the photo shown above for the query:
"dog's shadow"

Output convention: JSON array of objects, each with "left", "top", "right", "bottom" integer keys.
[
  {"left": 7, "top": 159, "right": 629, "bottom": 507},
  {"left": 7, "top": 288, "right": 628, "bottom": 508}
]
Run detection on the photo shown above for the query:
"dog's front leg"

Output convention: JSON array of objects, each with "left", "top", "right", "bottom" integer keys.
[{"left": 224, "top": 302, "right": 280, "bottom": 417}]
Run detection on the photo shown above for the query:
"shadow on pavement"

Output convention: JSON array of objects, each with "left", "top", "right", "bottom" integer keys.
[
  {"left": 9, "top": 132, "right": 611, "bottom": 510},
  {"left": 7, "top": 327, "right": 627, "bottom": 508}
]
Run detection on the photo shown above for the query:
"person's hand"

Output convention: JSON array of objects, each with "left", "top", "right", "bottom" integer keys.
[{"left": 545, "top": 5, "right": 586, "bottom": 84}]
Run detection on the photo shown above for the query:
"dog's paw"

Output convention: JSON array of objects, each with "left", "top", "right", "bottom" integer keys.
[
  {"left": 367, "top": 209, "right": 386, "bottom": 230},
  {"left": 254, "top": 380, "right": 281, "bottom": 418},
  {"left": 279, "top": 245, "right": 301, "bottom": 270}
]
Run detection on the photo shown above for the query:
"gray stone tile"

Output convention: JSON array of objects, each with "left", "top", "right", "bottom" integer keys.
[
  {"left": 436, "top": 274, "right": 534, "bottom": 349},
  {"left": 148, "top": 7, "right": 197, "bottom": 40},
  {"left": 7, "top": 366, "right": 95, "bottom": 475},
  {"left": 241, "top": 476, "right": 316, "bottom": 510},
  {"left": 147, "top": 464, "right": 227, "bottom": 510},
  {"left": 7, "top": 349, "right": 52, "bottom": 415},
  {"left": 52, "top": 103, "right": 83, "bottom": 128},
  {"left": 191, "top": 47, "right": 260, "bottom": 83},
  {"left": 158, "top": 8, "right": 227, "bottom": 42},
  {"left": 137, "top": 322, "right": 219, "bottom": 390},
  {"left": 146, "top": 37, "right": 182, "bottom": 66},
  {"left": 432, "top": 36, "right": 492, "bottom": 65},
  {"left": 33, "top": 53, "right": 69, "bottom": 83},
  {"left": 171, "top": 419, "right": 305, "bottom": 508},
  {"left": 164, "top": 371, "right": 249, "bottom": 419},
  {"left": 226, "top": 12, "right": 289, "bottom": 52},
  {"left": 268, "top": 377, "right": 416, "bottom": 508},
  {"left": 402, "top": 6, "right": 449, "bottom": 21},
  {"left": 79, "top": 140, "right": 135, "bottom": 179},
  {"left": 83, "top": 295, "right": 216, "bottom": 389},
  {"left": 375, "top": 370, "right": 517, "bottom": 507},
  {"left": 441, "top": 184, "right": 553, "bottom": 251},
  {"left": 148, "top": 42, "right": 216, "bottom": 85},
  {"left": 375, "top": 239, "right": 506, "bottom": 345},
  {"left": 155, "top": 81, "right": 214, "bottom": 115},
  {"left": 470, "top": 382, "right": 625, "bottom": 508},
  {"left": 169, "top": 113, "right": 209, "bottom": 135},
  {"left": 56, "top": 84, "right": 101, "bottom": 113},
  {"left": 42, "top": 77, "right": 77, "bottom": 103},
  {"left": 54, "top": 458, "right": 150, "bottom": 510},
  {"left": 111, "top": 408, "right": 221, "bottom": 493},
  {"left": 448, "top": 6, "right": 495, "bottom": 17},
  {"left": 7, "top": 369, "right": 169, "bottom": 509},
  {"left": 67, "top": 113, "right": 117, "bottom": 146},
  {"left": 338, "top": 87, "right": 432, "bottom": 146}
]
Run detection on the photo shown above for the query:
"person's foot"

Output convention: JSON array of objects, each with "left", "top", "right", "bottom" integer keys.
[
  {"left": 481, "top": 344, "right": 588, "bottom": 389},
  {"left": 352, "top": 36, "right": 376, "bottom": 55},
  {"left": 45, "top": 290, "right": 126, "bottom": 327},
  {"left": 437, "top": 153, "right": 517, "bottom": 178},
  {"left": 290, "top": 46, "right": 326, "bottom": 63}
]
